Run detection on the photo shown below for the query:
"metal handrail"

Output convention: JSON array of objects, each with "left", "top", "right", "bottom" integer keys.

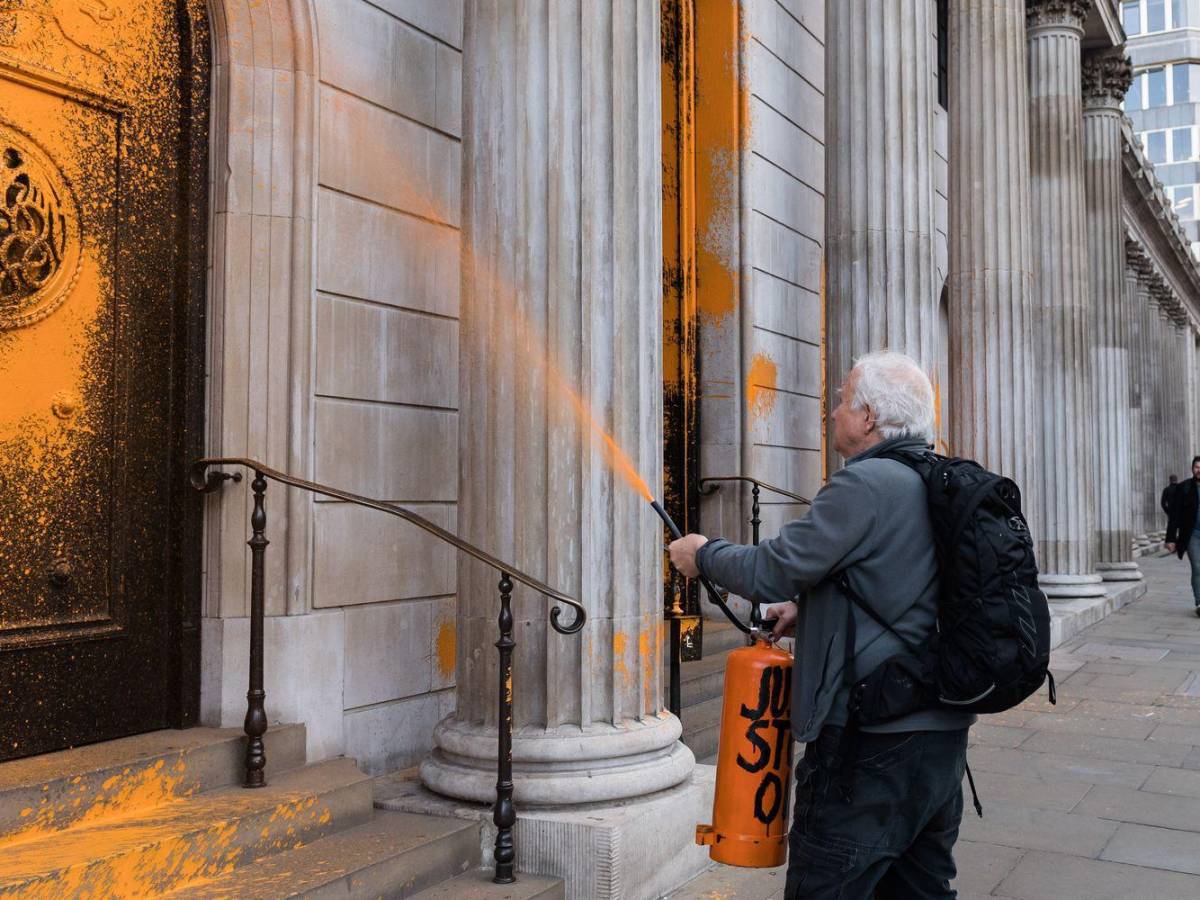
[
  {"left": 190, "top": 457, "right": 585, "bottom": 632},
  {"left": 697, "top": 474, "right": 812, "bottom": 506},
  {"left": 191, "top": 455, "right": 585, "bottom": 885}
]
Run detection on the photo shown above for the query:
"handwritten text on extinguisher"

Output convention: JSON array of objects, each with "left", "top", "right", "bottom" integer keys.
[{"left": 734, "top": 664, "right": 792, "bottom": 826}]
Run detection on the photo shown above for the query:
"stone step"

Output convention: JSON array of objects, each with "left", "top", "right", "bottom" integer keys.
[
  {"left": 165, "top": 810, "right": 480, "bottom": 899},
  {"left": 679, "top": 695, "right": 724, "bottom": 761},
  {"left": 0, "top": 757, "right": 371, "bottom": 898},
  {"left": 699, "top": 621, "right": 750, "bottom": 655},
  {"left": 671, "top": 649, "right": 730, "bottom": 709},
  {"left": 410, "top": 868, "right": 565, "bottom": 900},
  {"left": 0, "top": 724, "right": 307, "bottom": 842}
]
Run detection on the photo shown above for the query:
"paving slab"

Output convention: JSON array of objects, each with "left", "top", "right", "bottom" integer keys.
[
  {"left": 962, "top": 770, "right": 1092, "bottom": 813},
  {"left": 950, "top": 841, "right": 1026, "bottom": 896},
  {"left": 995, "top": 850, "right": 1200, "bottom": 900},
  {"left": 1075, "top": 783, "right": 1200, "bottom": 830},
  {"left": 963, "top": 744, "right": 1154, "bottom": 789},
  {"left": 1019, "top": 711, "right": 1156, "bottom": 741},
  {"left": 1099, "top": 822, "right": 1200, "bottom": 876},
  {"left": 968, "top": 724, "right": 1035, "bottom": 749},
  {"left": 1017, "top": 730, "right": 1192, "bottom": 766},
  {"left": 957, "top": 803, "right": 1118, "bottom": 858},
  {"left": 1140, "top": 764, "right": 1200, "bottom": 798}
]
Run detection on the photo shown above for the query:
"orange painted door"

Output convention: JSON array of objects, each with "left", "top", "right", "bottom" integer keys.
[{"left": 0, "top": 1, "right": 207, "bottom": 761}]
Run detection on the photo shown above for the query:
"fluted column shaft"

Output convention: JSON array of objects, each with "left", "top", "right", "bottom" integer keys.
[
  {"left": 422, "top": 0, "right": 693, "bottom": 806},
  {"left": 1125, "top": 243, "right": 1151, "bottom": 546},
  {"left": 1142, "top": 282, "right": 1166, "bottom": 537},
  {"left": 1083, "top": 51, "right": 1140, "bottom": 579},
  {"left": 826, "top": 0, "right": 939, "bottom": 461},
  {"left": 1027, "top": 0, "right": 1104, "bottom": 598},
  {"left": 948, "top": 0, "right": 1035, "bottom": 486}
]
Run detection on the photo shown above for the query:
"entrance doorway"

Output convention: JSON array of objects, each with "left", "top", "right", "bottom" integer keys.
[{"left": 0, "top": 1, "right": 208, "bottom": 761}]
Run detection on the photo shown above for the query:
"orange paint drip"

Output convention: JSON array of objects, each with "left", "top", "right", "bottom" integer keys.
[
  {"left": 746, "top": 352, "right": 778, "bottom": 420},
  {"left": 435, "top": 620, "right": 456, "bottom": 680}
]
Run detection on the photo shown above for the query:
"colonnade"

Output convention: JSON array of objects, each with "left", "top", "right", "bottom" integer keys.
[{"left": 830, "top": 0, "right": 1200, "bottom": 595}]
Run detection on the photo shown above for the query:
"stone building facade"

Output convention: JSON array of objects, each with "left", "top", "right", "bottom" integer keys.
[{"left": 1, "top": 0, "right": 1199, "bottom": 897}]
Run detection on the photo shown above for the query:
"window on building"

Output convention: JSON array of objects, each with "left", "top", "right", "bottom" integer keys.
[
  {"left": 1170, "top": 184, "right": 1195, "bottom": 219},
  {"left": 1128, "top": 71, "right": 1144, "bottom": 109},
  {"left": 1172, "top": 0, "right": 1186, "bottom": 28},
  {"left": 1175, "top": 63, "right": 1192, "bottom": 104},
  {"left": 1147, "top": 130, "right": 1168, "bottom": 164},
  {"left": 1174, "top": 127, "right": 1194, "bottom": 160},
  {"left": 1148, "top": 0, "right": 1167, "bottom": 32},
  {"left": 1124, "top": 0, "right": 1143, "bottom": 34},
  {"left": 1148, "top": 67, "right": 1168, "bottom": 106}
]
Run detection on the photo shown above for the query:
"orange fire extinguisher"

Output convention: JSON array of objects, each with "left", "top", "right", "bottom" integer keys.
[{"left": 695, "top": 634, "right": 793, "bottom": 867}]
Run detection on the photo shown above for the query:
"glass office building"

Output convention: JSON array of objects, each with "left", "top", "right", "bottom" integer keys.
[{"left": 1125, "top": 0, "right": 1200, "bottom": 258}]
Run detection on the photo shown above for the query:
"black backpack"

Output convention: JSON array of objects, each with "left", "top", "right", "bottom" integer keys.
[{"left": 835, "top": 449, "right": 1055, "bottom": 813}]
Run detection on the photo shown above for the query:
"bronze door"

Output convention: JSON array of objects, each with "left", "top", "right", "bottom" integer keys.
[{"left": 0, "top": 1, "right": 207, "bottom": 761}]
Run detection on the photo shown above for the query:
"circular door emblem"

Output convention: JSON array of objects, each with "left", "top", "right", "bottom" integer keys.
[{"left": 0, "top": 124, "right": 81, "bottom": 330}]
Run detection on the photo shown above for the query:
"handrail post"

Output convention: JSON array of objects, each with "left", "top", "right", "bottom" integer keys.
[
  {"left": 244, "top": 470, "right": 269, "bottom": 788},
  {"left": 667, "top": 578, "right": 683, "bottom": 717},
  {"left": 493, "top": 572, "right": 517, "bottom": 884},
  {"left": 749, "top": 482, "right": 762, "bottom": 631},
  {"left": 750, "top": 482, "right": 761, "bottom": 546}
]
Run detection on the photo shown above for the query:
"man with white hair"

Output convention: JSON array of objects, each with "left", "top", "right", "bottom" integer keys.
[{"left": 670, "top": 351, "right": 974, "bottom": 900}]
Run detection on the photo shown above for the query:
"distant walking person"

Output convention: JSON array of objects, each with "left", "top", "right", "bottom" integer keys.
[
  {"left": 1165, "top": 458, "right": 1200, "bottom": 618},
  {"left": 1162, "top": 474, "right": 1179, "bottom": 524}
]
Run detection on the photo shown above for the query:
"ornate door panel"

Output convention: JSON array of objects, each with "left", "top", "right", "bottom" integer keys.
[{"left": 0, "top": 1, "right": 207, "bottom": 761}]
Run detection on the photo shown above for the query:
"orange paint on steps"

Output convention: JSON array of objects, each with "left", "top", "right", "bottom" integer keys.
[
  {"left": 435, "top": 619, "right": 457, "bottom": 681},
  {"left": 0, "top": 791, "right": 337, "bottom": 899},
  {"left": 746, "top": 352, "right": 779, "bottom": 420},
  {"left": 0, "top": 756, "right": 194, "bottom": 849}
]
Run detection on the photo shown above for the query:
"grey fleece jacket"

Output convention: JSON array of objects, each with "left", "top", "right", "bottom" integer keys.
[{"left": 696, "top": 437, "right": 975, "bottom": 742}]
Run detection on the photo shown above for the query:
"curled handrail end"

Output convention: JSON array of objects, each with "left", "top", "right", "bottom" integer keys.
[
  {"left": 189, "top": 459, "right": 242, "bottom": 494},
  {"left": 550, "top": 603, "right": 586, "bottom": 635}
]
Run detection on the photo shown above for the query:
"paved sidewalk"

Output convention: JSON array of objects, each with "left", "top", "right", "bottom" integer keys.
[{"left": 667, "top": 555, "right": 1200, "bottom": 899}]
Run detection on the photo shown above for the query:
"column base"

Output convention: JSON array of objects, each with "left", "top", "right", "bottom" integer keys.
[
  {"left": 383, "top": 762, "right": 716, "bottom": 900},
  {"left": 1095, "top": 562, "right": 1144, "bottom": 582},
  {"left": 420, "top": 713, "right": 694, "bottom": 806},
  {"left": 1039, "top": 573, "right": 1107, "bottom": 599}
]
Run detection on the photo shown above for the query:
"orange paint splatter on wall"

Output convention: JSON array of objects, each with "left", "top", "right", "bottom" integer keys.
[
  {"left": 435, "top": 620, "right": 456, "bottom": 681},
  {"left": 746, "top": 352, "right": 778, "bottom": 420},
  {"left": 613, "top": 632, "right": 629, "bottom": 684}
]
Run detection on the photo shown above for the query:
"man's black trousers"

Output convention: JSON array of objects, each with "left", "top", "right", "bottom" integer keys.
[{"left": 784, "top": 727, "right": 969, "bottom": 899}]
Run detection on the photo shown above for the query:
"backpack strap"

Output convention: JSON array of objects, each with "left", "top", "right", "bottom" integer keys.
[{"left": 837, "top": 573, "right": 921, "bottom": 655}]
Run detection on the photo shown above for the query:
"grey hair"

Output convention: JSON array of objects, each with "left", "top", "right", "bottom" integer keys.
[{"left": 848, "top": 351, "right": 936, "bottom": 444}]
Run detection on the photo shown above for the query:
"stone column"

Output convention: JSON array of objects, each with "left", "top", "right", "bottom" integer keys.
[
  {"left": 1125, "top": 241, "right": 1152, "bottom": 550},
  {"left": 1026, "top": 0, "right": 1104, "bottom": 598},
  {"left": 826, "top": 0, "right": 939, "bottom": 461},
  {"left": 418, "top": 4, "right": 710, "bottom": 896},
  {"left": 1147, "top": 276, "right": 1171, "bottom": 537},
  {"left": 947, "top": 0, "right": 1036, "bottom": 486},
  {"left": 1083, "top": 51, "right": 1141, "bottom": 581},
  {"left": 1137, "top": 264, "right": 1156, "bottom": 540}
]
